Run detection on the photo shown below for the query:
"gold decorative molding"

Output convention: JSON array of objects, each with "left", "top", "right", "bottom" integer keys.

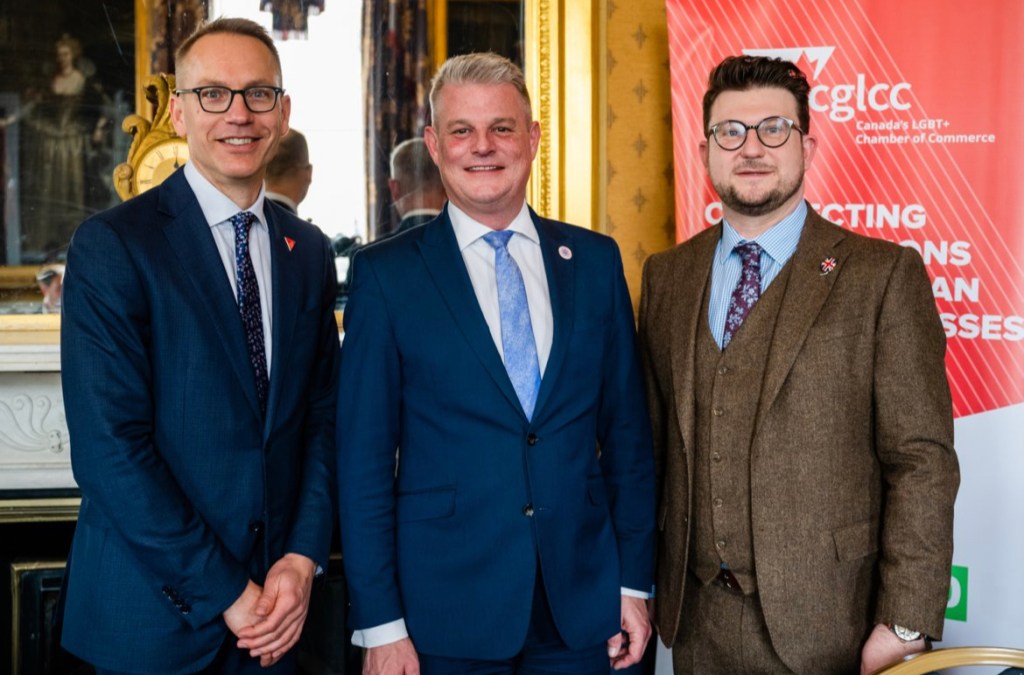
[
  {"left": 0, "top": 317, "right": 61, "bottom": 346},
  {"left": 135, "top": 0, "right": 152, "bottom": 114},
  {"left": 0, "top": 498, "right": 80, "bottom": 524},
  {"left": 114, "top": 73, "right": 189, "bottom": 201},
  {"left": 526, "top": 0, "right": 599, "bottom": 229},
  {"left": 526, "top": 0, "right": 553, "bottom": 217},
  {"left": 429, "top": 0, "right": 449, "bottom": 71}
]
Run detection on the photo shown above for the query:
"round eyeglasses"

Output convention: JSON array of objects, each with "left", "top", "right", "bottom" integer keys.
[
  {"left": 175, "top": 86, "right": 285, "bottom": 113},
  {"left": 707, "top": 116, "right": 804, "bottom": 151}
]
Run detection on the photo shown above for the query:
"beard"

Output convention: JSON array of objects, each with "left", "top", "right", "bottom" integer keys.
[{"left": 713, "top": 164, "right": 804, "bottom": 218}]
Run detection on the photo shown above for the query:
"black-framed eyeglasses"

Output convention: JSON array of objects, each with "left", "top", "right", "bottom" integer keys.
[
  {"left": 175, "top": 86, "right": 285, "bottom": 113},
  {"left": 707, "top": 116, "right": 804, "bottom": 151}
]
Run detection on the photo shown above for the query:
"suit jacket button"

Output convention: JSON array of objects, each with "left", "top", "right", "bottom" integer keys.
[
  {"left": 527, "top": 434, "right": 538, "bottom": 446},
  {"left": 249, "top": 520, "right": 265, "bottom": 534},
  {"left": 523, "top": 504, "right": 534, "bottom": 517}
]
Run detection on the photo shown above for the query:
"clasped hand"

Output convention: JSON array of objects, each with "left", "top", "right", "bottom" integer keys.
[{"left": 223, "top": 553, "right": 317, "bottom": 667}]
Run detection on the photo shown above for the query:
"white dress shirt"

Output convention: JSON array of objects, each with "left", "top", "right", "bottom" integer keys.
[{"left": 183, "top": 163, "right": 274, "bottom": 374}]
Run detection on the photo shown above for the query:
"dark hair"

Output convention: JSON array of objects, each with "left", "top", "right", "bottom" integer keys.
[
  {"left": 175, "top": 17, "right": 282, "bottom": 83},
  {"left": 702, "top": 55, "right": 810, "bottom": 135},
  {"left": 266, "top": 129, "right": 309, "bottom": 180}
]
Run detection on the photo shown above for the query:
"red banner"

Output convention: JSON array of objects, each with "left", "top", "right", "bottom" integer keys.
[{"left": 667, "top": 0, "right": 1024, "bottom": 417}]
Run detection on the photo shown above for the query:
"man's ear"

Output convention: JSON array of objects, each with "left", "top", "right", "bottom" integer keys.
[
  {"left": 169, "top": 93, "right": 188, "bottom": 139},
  {"left": 423, "top": 126, "right": 441, "bottom": 165}
]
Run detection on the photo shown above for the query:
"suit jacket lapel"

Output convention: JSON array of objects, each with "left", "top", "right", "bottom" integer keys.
[
  {"left": 265, "top": 205, "right": 299, "bottom": 430},
  {"left": 669, "top": 227, "right": 718, "bottom": 459},
  {"left": 755, "top": 210, "right": 848, "bottom": 430},
  {"left": 417, "top": 208, "right": 525, "bottom": 416},
  {"left": 532, "top": 212, "right": 573, "bottom": 421},
  {"left": 157, "top": 171, "right": 263, "bottom": 418}
]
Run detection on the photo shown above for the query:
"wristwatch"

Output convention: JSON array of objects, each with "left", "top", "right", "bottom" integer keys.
[{"left": 890, "top": 624, "right": 923, "bottom": 642}]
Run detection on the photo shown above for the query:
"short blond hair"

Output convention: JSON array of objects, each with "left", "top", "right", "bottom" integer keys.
[{"left": 429, "top": 52, "right": 531, "bottom": 123}]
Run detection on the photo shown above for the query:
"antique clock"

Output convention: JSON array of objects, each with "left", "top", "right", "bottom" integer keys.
[
  {"left": 133, "top": 137, "right": 189, "bottom": 194},
  {"left": 113, "top": 73, "right": 189, "bottom": 200}
]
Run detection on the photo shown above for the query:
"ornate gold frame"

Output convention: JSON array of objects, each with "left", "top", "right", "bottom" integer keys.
[{"left": 524, "top": 0, "right": 599, "bottom": 229}]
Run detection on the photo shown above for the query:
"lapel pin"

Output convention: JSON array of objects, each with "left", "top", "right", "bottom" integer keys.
[
  {"left": 820, "top": 256, "right": 837, "bottom": 275},
  {"left": 558, "top": 245, "right": 572, "bottom": 260},
  {"left": 284, "top": 237, "right": 296, "bottom": 252}
]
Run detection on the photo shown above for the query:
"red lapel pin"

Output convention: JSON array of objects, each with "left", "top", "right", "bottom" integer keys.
[
  {"left": 284, "top": 237, "right": 296, "bottom": 251},
  {"left": 820, "top": 256, "right": 837, "bottom": 275}
]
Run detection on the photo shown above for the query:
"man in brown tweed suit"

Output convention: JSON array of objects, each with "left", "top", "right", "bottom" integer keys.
[{"left": 639, "top": 55, "right": 960, "bottom": 675}]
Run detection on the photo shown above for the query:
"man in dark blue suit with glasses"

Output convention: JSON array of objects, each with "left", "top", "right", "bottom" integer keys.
[{"left": 59, "top": 18, "right": 338, "bottom": 674}]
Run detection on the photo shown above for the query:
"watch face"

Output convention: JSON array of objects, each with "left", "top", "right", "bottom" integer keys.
[
  {"left": 892, "top": 625, "right": 922, "bottom": 642},
  {"left": 135, "top": 140, "right": 189, "bottom": 194}
]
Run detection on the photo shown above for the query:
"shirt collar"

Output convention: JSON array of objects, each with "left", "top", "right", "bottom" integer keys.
[
  {"left": 402, "top": 207, "right": 442, "bottom": 220},
  {"left": 183, "top": 162, "right": 268, "bottom": 230},
  {"left": 265, "top": 191, "right": 298, "bottom": 214},
  {"left": 715, "top": 200, "right": 807, "bottom": 268},
  {"left": 449, "top": 201, "right": 537, "bottom": 251}
]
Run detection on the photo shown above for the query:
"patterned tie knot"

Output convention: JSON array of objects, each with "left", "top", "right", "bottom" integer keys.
[
  {"left": 231, "top": 211, "right": 258, "bottom": 247},
  {"left": 735, "top": 241, "right": 762, "bottom": 267},
  {"left": 483, "top": 229, "right": 515, "bottom": 251}
]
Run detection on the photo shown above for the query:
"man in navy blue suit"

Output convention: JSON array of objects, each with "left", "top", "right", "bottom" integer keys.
[
  {"left": 337, "top": 53, "right": 655, "bottom": 674},
  {"left": 59, "top": 18, "right": 339, "bottom": 674}
]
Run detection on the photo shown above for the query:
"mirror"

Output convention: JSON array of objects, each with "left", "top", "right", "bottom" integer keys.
[{"left": 0, "top": 0, "right": 596, "bottom": 334}]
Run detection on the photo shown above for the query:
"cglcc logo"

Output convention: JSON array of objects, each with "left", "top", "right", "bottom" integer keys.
[
  {"left": 742, "top": 47, "right": 913, "bottom": 123},
  {"left": 947, "top": 565, "right": 968, "bottom": 622}
]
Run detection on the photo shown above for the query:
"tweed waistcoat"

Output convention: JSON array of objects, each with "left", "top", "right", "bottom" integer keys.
[{"left": 690, "top": 261, "right": 795, "bottom": 594}]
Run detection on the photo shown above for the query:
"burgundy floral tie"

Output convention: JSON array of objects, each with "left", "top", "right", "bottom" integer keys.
[
  {"left": 722, "top": 241, "right": 763, "bottom": 348},
  {"left": 231, "top": 211, "right": 269, "bottom": 415}
]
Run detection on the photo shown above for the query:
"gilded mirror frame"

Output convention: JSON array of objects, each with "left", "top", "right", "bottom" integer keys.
[{"left": 0, "top": 0, "right": 599, "bottom": 345}]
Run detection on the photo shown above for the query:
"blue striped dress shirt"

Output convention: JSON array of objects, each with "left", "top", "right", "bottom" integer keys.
[{"left": 708, "top": 201, "right": 807, "bottom": 348}]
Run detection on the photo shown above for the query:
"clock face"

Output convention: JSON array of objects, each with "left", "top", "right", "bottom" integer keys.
[{"left": 134, "top": 139, "right": 189, "bottom": 194}]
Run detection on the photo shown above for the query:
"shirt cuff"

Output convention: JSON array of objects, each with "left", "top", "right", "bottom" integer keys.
[
  {"left": 351, "top": 618, "right": 409, "bottom": 648},
  {"left": 621, "top": 586, "right": 653, "bottom": 600}
]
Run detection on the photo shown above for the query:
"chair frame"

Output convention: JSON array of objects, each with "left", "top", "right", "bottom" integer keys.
[{"left": 874, "top": 646, "right": 1024, "bottom": 675}]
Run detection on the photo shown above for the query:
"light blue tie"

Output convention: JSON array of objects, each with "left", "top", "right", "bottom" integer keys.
[{"left": 483, "top": 230, "right": 541, "bottom": 420}]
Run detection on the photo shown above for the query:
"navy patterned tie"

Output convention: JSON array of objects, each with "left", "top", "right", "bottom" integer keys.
[
  {"left": 231, "top": 211, "right": 269, "bottom": 415},
  {"left": 483, "top": 230, "right": 541, "bottom": 420},
  {"left": 722, "top": 241, "right": 763, "bottom": 348}
]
